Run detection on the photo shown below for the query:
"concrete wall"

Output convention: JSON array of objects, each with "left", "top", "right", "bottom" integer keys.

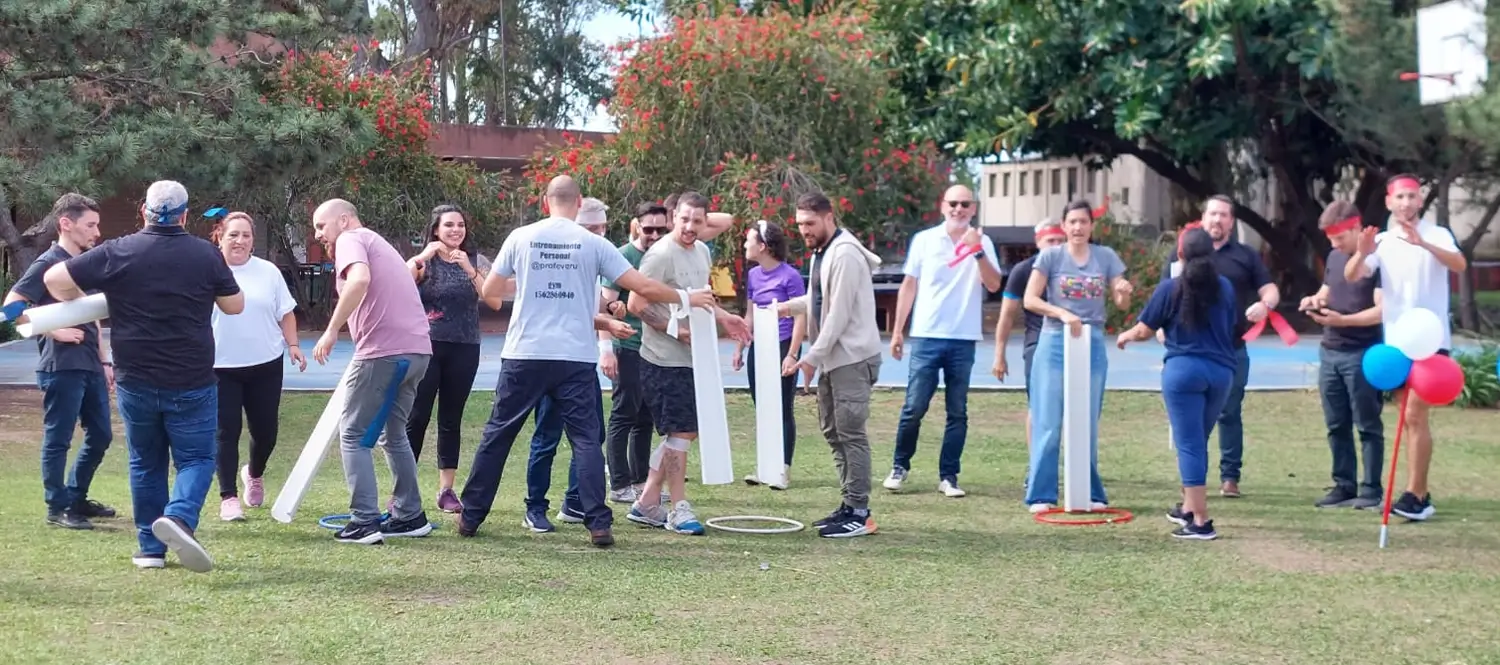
[{"left": 979, "top": 155, "right": 1167, "bottom": 229}]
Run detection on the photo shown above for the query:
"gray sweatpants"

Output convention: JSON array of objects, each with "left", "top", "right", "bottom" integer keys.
[
  {"left": 339, "top": 353, "right": 431, "bottom": 524},
  {"left": 817, "top": 354, "right": 881, "bottom": 510}
]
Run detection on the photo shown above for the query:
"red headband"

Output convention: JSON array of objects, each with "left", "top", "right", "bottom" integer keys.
[
  {"left": 1323, "top": 215, "right": 1361, "bottom": 237},
  {"left": 1387, "top": 177, "right": 1420, "bottom": 194},
  {"left": 1177, "top": 222, "right": 1203, "bottom": 254},
  {"left": 1035, "top": 226, "right": 1065, "bottom": 240}
]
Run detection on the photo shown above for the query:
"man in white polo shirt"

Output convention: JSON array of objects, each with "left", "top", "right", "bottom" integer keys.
[
  {"left": 885, "top": 185, "right": 1002, "bottom": 497},
  {"left": 1344, "top": 173, "right": 1467, "bottom": 522}
]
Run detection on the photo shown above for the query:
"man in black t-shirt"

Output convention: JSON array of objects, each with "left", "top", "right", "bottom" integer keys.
[
  {"left": 44, "top": 180, "right": 244, "bottom": 573},
  {"left": 4, "top": 193, "right": 117, "bottom": 531},
  {"left": 1303, "top": 201, "right": 1384, "bottom": 509},
  {"left": 992, "top": 219, "right": 1065, "bottom": 484}
]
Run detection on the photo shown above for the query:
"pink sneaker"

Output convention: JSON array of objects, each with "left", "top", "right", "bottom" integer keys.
[
  {"left": 437, "top": 488, "right": 462, "bottom": 513},
  {"left": 220, "top": 496, "right": 245, "bottom": 522},
  {"left": 240, "top": 465, "right": 265, "bottom": 508}
]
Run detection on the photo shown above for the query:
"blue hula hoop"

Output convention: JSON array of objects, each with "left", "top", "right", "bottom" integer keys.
[{"left": 319, "top": 512, "right": 392, "bottom": 530}]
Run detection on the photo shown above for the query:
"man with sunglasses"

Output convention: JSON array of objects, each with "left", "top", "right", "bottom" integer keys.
[
  {"left": 885, "top": 185, "right": 1003, "bottom": 497},
  {"left": 597, "top": 202, "right": 671, "bottom": 506}
]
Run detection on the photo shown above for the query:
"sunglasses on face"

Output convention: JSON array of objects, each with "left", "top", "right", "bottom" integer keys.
[
  {"left": 947, "top": 200, "right": 974, "bottom": 209},
  {"left": 640, "top": 226, "right": 669, "bottom": 236}
]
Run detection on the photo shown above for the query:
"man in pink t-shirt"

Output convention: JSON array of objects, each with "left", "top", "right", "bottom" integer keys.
[{"left": 311, "top": 199, "right": 435, "bottom": 545}]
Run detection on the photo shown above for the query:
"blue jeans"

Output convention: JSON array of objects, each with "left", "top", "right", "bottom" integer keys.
[
  {"left": 525, "top": 394, "right": 580, "bottom": 512},
  {"left": 116, "top": 380, "right": 218, "bottom": 555},
  {"left": 1025, "top": 328, "right": 1108, "bottom": 506},
  {"left": 37, "top": 370, "right": 113, "bottom": 512},
  {"left": 1318, "top": 347, "right": 1384, "bottom": 495},
  {"left": 892, "top": 337, "right": 976, "bottom": 479},
  {"left": 1161, "top": 356, "right": 1234, "bottom": 488},
  {"left": 1216, "top": 346, "right": 1251, "bottom": 482}
]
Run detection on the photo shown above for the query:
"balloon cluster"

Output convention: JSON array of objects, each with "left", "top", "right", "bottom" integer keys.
[{"left": 1361, "top": 308, "right": 1466, "bottom": 405}]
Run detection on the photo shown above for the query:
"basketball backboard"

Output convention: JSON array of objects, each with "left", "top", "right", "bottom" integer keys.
[{"left": 1415, "top": 0, "right": 1489, "bottom": 105}]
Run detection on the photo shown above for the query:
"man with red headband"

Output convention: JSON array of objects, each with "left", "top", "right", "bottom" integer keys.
[
  {"left": 1304, "top": 201, "right": 1384, "bottom": 510},
  {"left": 1344, "top": 174, "right": 1466, "bottom": 521}
]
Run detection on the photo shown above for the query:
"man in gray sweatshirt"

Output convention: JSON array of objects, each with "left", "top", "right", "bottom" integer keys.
[{"left": 780, "top": 192, "right": 884, "bottom": 538}]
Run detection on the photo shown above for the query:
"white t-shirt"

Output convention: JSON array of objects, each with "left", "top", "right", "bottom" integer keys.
[
  {"left": 495, "top": 217, "right": 633, "bottom": 363},
  {"left": 902, "top": 225, "right": 1001, "bottom": 340},
  {"left": 213, "top": 256, "right": 297, "bottom": 368},
  {"left": 1363, "top": 219, "right": 1457, "bottom": 350}
]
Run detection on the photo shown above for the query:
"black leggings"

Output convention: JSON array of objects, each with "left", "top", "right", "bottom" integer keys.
[
  {"left": 407, "top": 340, "right": 481, "bottom": 470},
  {"left": 216, "top": 357, "right": 285, "bottom": 498},
  {"left": 746, "top": 337, "right": 798, "bottom": 466}
]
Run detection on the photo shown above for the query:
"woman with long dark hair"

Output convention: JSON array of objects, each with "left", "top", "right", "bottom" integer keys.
[
  {"left": 405, "top": 204, "right": 489, "bottom": 513},
  {"left": 732, "top": 220, "right": 807, "bottom": 489},
  {"left": 1116, "top": 227, "right": 1238, "bottom": 540},
  {"left": 1022, "top": 199, "right": 1133, "bottom": 512}
]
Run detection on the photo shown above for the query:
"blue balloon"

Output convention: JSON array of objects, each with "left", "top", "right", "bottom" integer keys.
[{"left": 1363, "top": 344, "right": 1413, "bottom": 391}]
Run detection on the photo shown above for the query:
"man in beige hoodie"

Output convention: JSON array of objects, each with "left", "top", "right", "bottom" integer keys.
[{"left": 780, "top": 192, "right": 884, "bottom": 538}]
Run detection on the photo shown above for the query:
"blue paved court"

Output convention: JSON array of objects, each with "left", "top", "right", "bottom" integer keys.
[{"left": 0, "top": 330, "right": 1357, "bottom": 392}]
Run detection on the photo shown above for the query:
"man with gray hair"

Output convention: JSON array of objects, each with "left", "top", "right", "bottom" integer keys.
[
  {"left": 311, "top": 198, "right": 435, "bottom": 545},
  {"left": 44, "top": 180, "right": 244, "bottom": 572}
]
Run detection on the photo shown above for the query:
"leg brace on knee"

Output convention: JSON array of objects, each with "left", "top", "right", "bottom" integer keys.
[{"left": 649, "top": 436, "right": 691, "bottom": 470}]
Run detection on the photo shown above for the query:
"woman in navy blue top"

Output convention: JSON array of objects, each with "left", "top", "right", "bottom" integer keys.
[{"left": 1115, "top": 228, "right": 1237, "bottom": 540}]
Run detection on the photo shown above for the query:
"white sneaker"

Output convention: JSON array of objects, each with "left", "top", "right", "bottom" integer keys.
[
  {"left": 939, "top": 479, "right": 966, "bottom": 498},
  {"left": 1028, "top": 503, "right": 1055, "bottom": 514},
  {"left": 666, "top": 501, "right": 705, "bottom": 535},
  {"left": 608, "top": 486, "right": 638, "bottom": 504},
  {"left": 220, "top": 497, "right": 245, "bottom": 522},
  {"left": 1089, "top": 502, "right": 1109, "bottom": 511},
  {"left": 882, "top": 468, "right": 907, "bottom": 491},
  {"left": 768, "top": 465, "right": 790, "bottom": 491},
  {"left": 743, "top": 474, "right": 763, "bottom": 486}
]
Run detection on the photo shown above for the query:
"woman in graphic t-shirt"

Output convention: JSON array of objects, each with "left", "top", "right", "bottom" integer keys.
[
  {"left": 732, "top": 220, "right": 807, "bottom": 489},
  {"left": 1022, "top": 200, "right": 1134, "bottom": 513},
  {"left": 405, "top": 204, "right": 489, "bottom": 513},
  {"left": 211, "top": 212, "right": 307, "bottom": 522}
]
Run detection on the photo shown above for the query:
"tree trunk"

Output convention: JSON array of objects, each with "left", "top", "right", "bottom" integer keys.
[
  {"left": 1455, "top": 188, "right": 1500, "bottom": 332},
  {"left": 0, "top": 191, "right": 49, "bottom": 281}
]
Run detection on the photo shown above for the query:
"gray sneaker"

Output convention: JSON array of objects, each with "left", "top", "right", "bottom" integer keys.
[
  {"left": 608, "top": 486, "right": 638, "bottom": 504},
  {"left": 626, "top": 500, "right": 667, "bottom": 528}
]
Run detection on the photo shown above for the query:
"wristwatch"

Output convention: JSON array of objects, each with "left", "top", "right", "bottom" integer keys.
[{"left": 972, "top": 251, "right": 986, "bottom": 261}]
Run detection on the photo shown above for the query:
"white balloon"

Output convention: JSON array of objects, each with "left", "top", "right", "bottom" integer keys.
[{"left": 1386, "top": 307, "right": 1445, "bottom": 361}]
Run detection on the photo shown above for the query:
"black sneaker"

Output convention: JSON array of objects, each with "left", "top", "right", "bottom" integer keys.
[
  {"left": 150, "top": 516, "right": 213, "bottom": 573},
  {"left": 524, "top": 507, "right": 556, "bottom": 533},
  {"left": 1350, "top": 493, "right": 1383, "bottom": 510},
  {"left": 381, "top": 511, "right": 434, "bottom": 538},
  {"left": 818, "top": 508, "right": 876, "bottom": 538},
  {"left": 813, "top": 504, "right": 850, "bottom": 528},
  {"left": 47, "top": 508, "right": 93, "bottom": 530},
  {"left": 1391, "top": 491, "right": 1435, "bottom": 521},
  {"left": 1165, "top": 503, "right": 1190, "bottom": 527},
  {"left": 1172, "top": 520, "right": 1218, "bottom": 540},
  {"left": 335, "top": 520, "right": 385, "bottom": 545},
  {"left": 131, "top": 551, "right": 166, "bottom": 569},
  {"left": 1315, "top": 486, "right": 1358, "bottom": 508},
  {"left": 73, "top": 499, "right": 117, "bottom": 519}
]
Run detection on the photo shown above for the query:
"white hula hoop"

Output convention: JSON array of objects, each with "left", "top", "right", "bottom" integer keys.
[{"left": 704, "top": 515, "right": 805, "bottom": 535}]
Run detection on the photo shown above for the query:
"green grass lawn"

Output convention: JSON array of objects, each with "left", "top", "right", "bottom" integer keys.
[{"left": 1, "top": 388, "right": 1498, "bottom": 665}]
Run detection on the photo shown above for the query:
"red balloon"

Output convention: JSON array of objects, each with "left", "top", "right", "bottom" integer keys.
[{"left": 1407, "top": 354, "right": 1466, "bottom": 406}]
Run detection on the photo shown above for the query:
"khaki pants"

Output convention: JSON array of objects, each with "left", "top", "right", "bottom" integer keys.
[{"left": 817, "top": 354, "right": 881, "bottom": 509}]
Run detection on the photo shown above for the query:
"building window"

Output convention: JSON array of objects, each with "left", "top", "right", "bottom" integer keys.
[
  {"left": 1121, "top": 187, "right": 1130, "bottom": 205},
  {"left": 1033, "top": 170, "right": 1041, "bottom": 197},
  {"left": 1050, "top": 169, "right": 1061, "bottom": 194},
  {"left": 1066, "top": 167, "right": 1077, "bottom": 199},
  {"left": 1018, "top": 171, "right": 1027, "bottom": 196},
  {"left": 1002, "top": 173, "right": 1011, "bottom": 197},
  {"left": 988, "top": 174, "right": 996, "bottom": 198},
  {"left": 1087, "top": 171, "right": 1097, "bottom": 193}
]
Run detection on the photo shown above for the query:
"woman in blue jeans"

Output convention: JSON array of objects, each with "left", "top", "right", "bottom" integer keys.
[
  {"left": 1022, "top": 200, "right": 1133, "bottom": 512},
  {"left": 1115, "top": 228, "right": 1237, "bottom": 540}
]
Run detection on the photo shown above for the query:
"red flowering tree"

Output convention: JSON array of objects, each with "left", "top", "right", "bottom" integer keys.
[{"left": 525, "top": 7, "right": 949, "bottom": 268}]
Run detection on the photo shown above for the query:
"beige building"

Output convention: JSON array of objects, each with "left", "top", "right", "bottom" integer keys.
[{"left": 979, "top": 155, "right": 1174, "bottom": 231}]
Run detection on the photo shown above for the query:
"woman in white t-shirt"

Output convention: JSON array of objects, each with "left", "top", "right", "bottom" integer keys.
[{"left": 210, "top": 212, "right": 306, "bottom": 522}]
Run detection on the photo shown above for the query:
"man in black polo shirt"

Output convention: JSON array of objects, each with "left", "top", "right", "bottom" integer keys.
[
  {"left": 1199, "top": 195, "right": 1280, "bottom": 498},
  {"left": 44, "top": 180, "right": 243, "bottom": 573},
  {"left": 4, "top": 193, "right": 118, "bottom": 530},
  {"left": 992, "top": 219, "right": 1065, "bottom": 486},
  {"left": 1303, "top": 201, "right": 1384, "bottom": 509}
]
